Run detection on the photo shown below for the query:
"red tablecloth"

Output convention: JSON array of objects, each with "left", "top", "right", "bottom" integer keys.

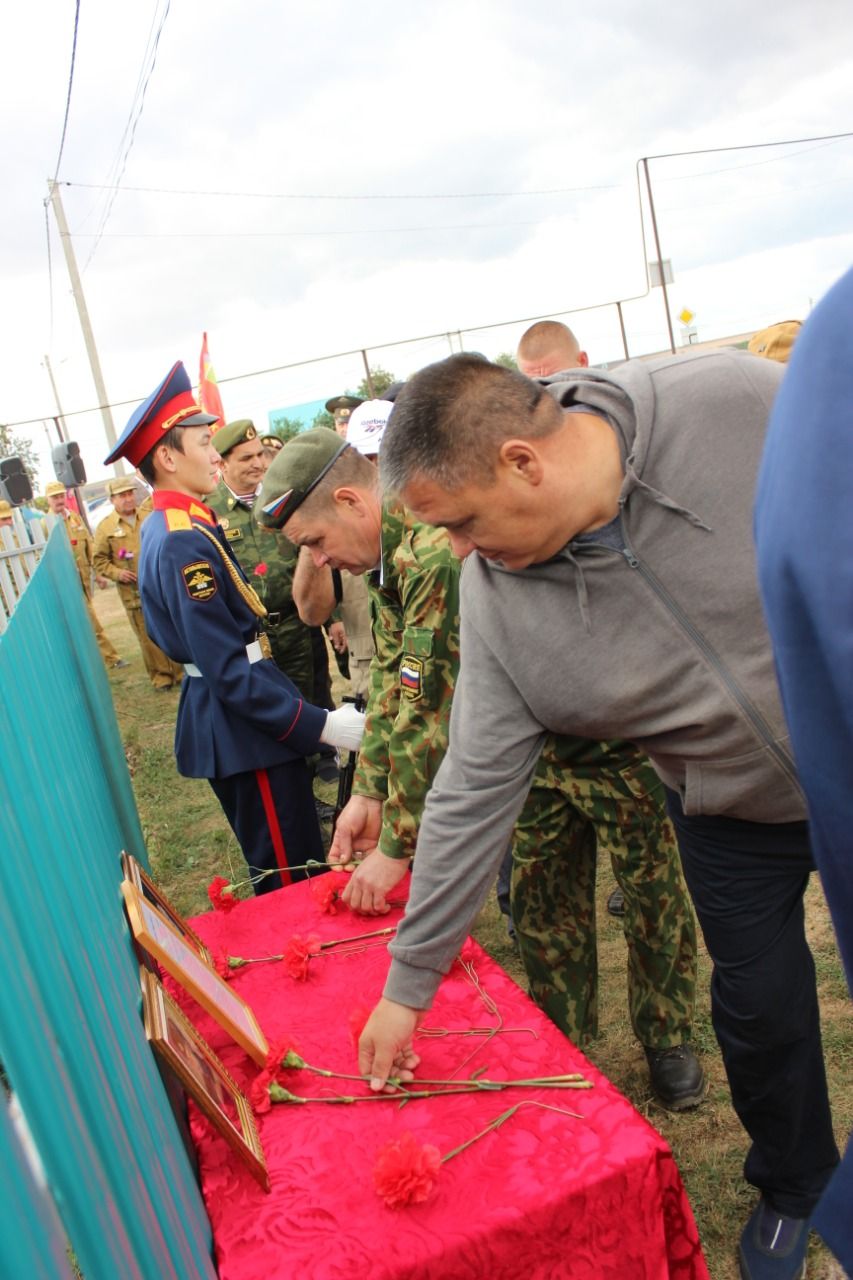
[{"left": 172, "top": 877, "right": 708, "bottom": 1280}]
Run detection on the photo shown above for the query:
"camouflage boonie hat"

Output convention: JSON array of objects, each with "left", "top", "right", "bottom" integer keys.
[
  {"left": 214, "top": 418, "right": 258, "bottom": 457},
  {"left": 257, "top": 427, "right": 348, "bottom": 528}
]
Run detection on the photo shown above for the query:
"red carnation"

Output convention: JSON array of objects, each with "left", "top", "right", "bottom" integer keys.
[
  {"left": 208, "top": 876, "right": 238, "bottom": 913},
  {"left": 248, "top": 1068, "right": 276, "bottom": 1115},
  {"left": 213, "top": 951, "right": 234, "bottom": 981},
  {"left": 254, "top": 562, "right": 268, "bottom": 577},
  {"left": 283, "top": 934, "right": 319, "bottom": 981},
  {"left": 309, "top": 870, "right": 350, "bottom": 915},
  {"left": 373, "top": 1131, "right": 442, "bottom": 1208}
]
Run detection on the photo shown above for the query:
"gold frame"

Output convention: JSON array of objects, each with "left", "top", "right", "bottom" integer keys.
[
  {"left": 140, "top": 967, "right": 270, "bottom": 1192},
  {"left": 121, "top": 880, "right": 269, "bottom": 1066},
  {"left": 120, "top": 852, "right": 213, "bottom": 967}
]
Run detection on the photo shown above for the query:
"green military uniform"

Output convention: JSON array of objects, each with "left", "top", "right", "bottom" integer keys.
[
  {"left": 352, "top": 503, "right": 461, "bottom": 859},
  {"left": 44, "top": 483, "right": 121, "bottom": 668},
  {"left": 257, "top": 428, "right": 697, "bottom": 1049},
  {"left": 206, "top": 421, "right": 326, "bottom": 703},
  {"left": 512, "top": 735, "right": 696, "bottom": 1046},
  {"left": 93, "top": 481, "right": 184, "bottom": 689}
]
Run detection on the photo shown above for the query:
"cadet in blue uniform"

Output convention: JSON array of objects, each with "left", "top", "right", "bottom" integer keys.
[{"left": 105, "top": 362, "right": 365, "bottom": 892}]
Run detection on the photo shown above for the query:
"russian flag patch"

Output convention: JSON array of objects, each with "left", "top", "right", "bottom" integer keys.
[{"left": 400, "top": 658, "right": 423, "bottom": 700}]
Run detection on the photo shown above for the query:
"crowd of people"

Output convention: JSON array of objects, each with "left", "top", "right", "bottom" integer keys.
[{"left": 45, "top": 270, "right": 850, "bottom": 1280}]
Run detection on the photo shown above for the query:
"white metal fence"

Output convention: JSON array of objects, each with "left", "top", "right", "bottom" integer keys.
[{"left": 0, "top": 516, "right": 49, "bottom": 633}]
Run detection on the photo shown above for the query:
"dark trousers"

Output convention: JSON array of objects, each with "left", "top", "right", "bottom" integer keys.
[
  {"left": 664, "top": 789, "right": 839, "bottom": 1216},
  {"left": 210, "top": 760, "right": 325, "bottom": 894}
]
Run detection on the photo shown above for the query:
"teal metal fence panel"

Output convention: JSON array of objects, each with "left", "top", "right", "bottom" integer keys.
[
  {"left": 0, "top": 530, "right": 217, "bottom": 1280},
  {"left": 0, "top": 1097, "right": 74, "bottom": 1280}
]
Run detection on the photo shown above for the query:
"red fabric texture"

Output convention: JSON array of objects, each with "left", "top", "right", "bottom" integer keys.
[{"left": 169, "top": 877, "right": 709, "bottom": 1280}]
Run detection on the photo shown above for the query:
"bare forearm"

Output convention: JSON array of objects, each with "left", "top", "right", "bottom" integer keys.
[{"left": 292, "top": 547, "right": 336, "bottom": 624}]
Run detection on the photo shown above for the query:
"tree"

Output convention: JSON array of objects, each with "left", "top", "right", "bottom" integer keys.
[
  {"left": 493, "top": 352, "right": 519, "bottom": 371},
  {"left": 0, "top": 424, "right": 40, "bottom": 484},
  {"left": 355, "top": 366, "right": 396, "bottom": 400},
  {"left": 311, "top": 409, "right": 336, "bottom": 431},
  {"left": 267, "top": 416, "right": 306, "bottom": 443}
]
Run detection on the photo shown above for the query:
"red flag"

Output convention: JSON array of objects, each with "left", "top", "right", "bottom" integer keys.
[{"left": 198, "top": 332, "right": 226, "bottom": 430}]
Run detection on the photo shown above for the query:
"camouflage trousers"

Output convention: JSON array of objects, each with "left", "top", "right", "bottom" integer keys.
[{"left": 511, "top": 735, "right": 697, "bottom": 1049}]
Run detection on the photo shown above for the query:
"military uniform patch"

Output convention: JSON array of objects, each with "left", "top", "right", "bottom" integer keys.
[
  {"left": 400, "top": 657, "right": 423, "bottom": 700},
  {"left": 182, "top": 561, "right": 217, "bottom": 601},
  {"left": 224, "top": 527, "right": 244, "bottom": 542}
]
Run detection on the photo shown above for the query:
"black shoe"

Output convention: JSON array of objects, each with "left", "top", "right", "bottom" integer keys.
[
  {"left": 737, "top": 1198, "right": 810, "bottom": 1279},
  {"left": 644, "top": 1044, "right": 707, "bottom": 1111},
  {"left": 606, "top": 887, "right": 625, "bottom": 917}
]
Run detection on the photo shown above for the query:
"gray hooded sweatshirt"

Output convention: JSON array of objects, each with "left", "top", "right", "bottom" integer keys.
[{"left": 385, "top": 348, "right": 805, "bottom": 1011}]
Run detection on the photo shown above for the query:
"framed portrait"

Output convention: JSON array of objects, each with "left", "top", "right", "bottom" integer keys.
[
  {"left": 121, "top": 880, "right": 269, "bottom": 1065},
  {"left": 140, "top": 967, "right": 270, "bottom": 1192},
  {"left": 120, "top": 852, "right": 214, "bottom": 967}
]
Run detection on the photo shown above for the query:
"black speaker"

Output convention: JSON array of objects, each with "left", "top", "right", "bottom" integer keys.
[
  {"left": 0, "top": 457, "right": 33, "bottom": 504},
  {"left": 52, "top": 441, "right": 87, "bottom": 488}
]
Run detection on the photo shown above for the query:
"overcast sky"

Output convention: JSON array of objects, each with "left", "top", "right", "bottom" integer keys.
[{"left": 3, "top": 0, "right": 853, "bottom": 487}]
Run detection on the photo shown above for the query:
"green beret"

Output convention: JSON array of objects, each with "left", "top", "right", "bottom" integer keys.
[
  {"left": 256, "top": 427, "right": 348, "bottom": 528},
  {"left": 214, "top": 418, "right": 258, "bottom": 457}
]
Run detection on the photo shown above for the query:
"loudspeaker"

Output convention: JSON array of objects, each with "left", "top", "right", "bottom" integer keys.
[
  {"left": 0, "top": 457, "right": 33, "bottom": 505},
  {"left": 52, "top": 441, "right": 87, "bottom": 488}
]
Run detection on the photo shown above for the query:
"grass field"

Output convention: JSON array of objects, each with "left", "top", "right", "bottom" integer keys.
[{"left": 96, "top": 586, "right": 852, "bottom": 1280}]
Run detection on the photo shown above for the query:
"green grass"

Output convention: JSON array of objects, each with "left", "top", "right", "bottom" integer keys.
[{"left": 97, "top": 587, "right": 852, "bottom": 1280}]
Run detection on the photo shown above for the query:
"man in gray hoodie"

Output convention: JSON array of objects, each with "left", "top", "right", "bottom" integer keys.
[{"left": 359, "top": 352, "right": 839, "bottom": 1280}]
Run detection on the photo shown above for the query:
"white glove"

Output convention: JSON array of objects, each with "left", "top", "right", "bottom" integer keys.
[{"left": 319, "top": 704, "right": 366, "bottom": 752}]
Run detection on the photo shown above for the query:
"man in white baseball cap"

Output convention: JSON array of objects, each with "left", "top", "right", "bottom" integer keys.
[{"left": 344, "top": 400, "right": 394, "bottom": 459}]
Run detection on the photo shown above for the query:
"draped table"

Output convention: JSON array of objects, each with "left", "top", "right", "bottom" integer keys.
[{"left": 170, "top": 876, "right": 708, "bottom": 1280}]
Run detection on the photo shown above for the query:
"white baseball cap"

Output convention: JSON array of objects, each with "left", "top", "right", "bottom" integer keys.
[{"left": 345, "top": 399, "right": 394, "bottom": 456}]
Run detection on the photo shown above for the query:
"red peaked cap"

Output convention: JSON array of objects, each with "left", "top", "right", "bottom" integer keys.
[{"left": 104, "top": 361, "right": 218, "bottom": 467}]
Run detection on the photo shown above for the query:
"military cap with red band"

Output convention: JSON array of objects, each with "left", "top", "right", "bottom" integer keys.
[{"left": 104, "top": 361, "right": 218, "bottom": 467}]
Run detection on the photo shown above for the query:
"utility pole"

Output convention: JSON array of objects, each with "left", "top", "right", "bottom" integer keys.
[
  {"left": 42, "top": 354, "right": 68, "bottom": 442},
  {"left": 47, "top": 180, "right": 124, "bottom": 471},
  {"left": 360, "top": 349, "right": 375, "bottom": 398},
  {"left": 641, "top": 158, "right": 677, "bottom": 356}
]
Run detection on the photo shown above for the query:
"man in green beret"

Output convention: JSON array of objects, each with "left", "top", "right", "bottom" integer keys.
[
  {"left": 207, "top": 418, "right": 338, "bottom": 780},
  {"left": 257, "top": 424, "right": 704, "bottom": 1110},
  {"left": 93, "top": 477, "right": 184, "bottom": 689}
]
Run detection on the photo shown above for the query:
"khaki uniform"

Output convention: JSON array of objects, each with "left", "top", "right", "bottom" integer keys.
[
  {"left": 207, "top": 482, "right": 321, "bottom": 700},
  {"left": 93, "top": 507, "right": 183, "bottom": 689},
  {"left": 337, "top": 571, "right": 374, "bottom": 699},
  {"left": 57, "top": 510, "right": 120, "bottom": 667},
  {"left": 353, "top": 503, "right": 697, "bottom": 1047}
]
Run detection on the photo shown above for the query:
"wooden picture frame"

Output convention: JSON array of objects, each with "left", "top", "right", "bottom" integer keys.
[
  {"left": 121, "top": 880, "right": 269, "bottom": 1066},
  {"left": 120, "top": 852, "right": 214, "bottom": 967},
  {"left": 140, "top": 967, "right": 270, "bottom": 1192}
]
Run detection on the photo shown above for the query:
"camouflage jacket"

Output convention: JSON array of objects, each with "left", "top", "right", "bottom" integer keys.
[
  {"left": 352, "top": 502, "right": 460, "bottom": 861},
  {"left": 206, "top": 482, "right": 315, "bottom": 693}
]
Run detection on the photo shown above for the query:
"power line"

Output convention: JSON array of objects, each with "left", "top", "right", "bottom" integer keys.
[
  {"left": 62, "top": 180, "right": 620, "bottom": 201},
  {"left": 51, "top": 0, "right": 81, "bottom": 182},
  {"left": 83, "top": 0, "right": 172, "bottom": 270},
  {"left": 69, "top": 213, "right": 582, "bottom": 240}
]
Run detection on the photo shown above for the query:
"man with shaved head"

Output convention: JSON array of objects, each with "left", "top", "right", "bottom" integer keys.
[{"left": 516, "top": 320, "right": 589, "bottom": 378}]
